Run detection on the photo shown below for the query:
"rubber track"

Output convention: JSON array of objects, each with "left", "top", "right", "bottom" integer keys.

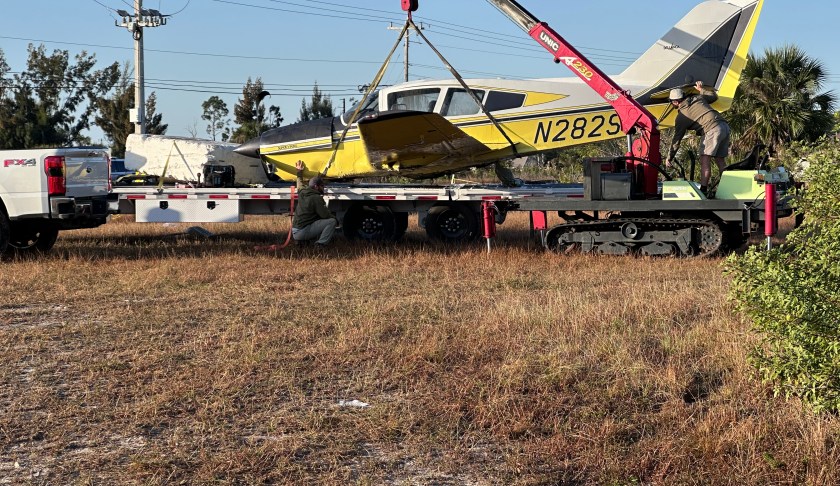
[{"left": 547, "top": 218, "right": 724, "bottom": 257}]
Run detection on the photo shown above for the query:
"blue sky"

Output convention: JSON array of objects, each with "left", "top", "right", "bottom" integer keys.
[{"left": 1, "top": 0, "right": 837, "bottom": 143}]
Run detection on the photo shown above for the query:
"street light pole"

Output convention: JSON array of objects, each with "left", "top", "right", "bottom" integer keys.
[
  {"left": 387, "top": 22, "right": 425, "bottom": 82},
  {"left": 134, "top": 0, "right": 145, "bottom": 135},
  {"left": 115, "top": 2, "right": 168, "bottom": 135}
]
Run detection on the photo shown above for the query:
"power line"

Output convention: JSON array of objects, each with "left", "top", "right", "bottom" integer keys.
[
  {"left": 211, "top": 0, "right": 398, "bottom": 25},
  {"left": 90, "top": 0, "right": 191, "bottom": 17},
  {"left": 211, "top": 0, "right": 643, "bottom": 59},
  {"left": 168, "top": 0, "right": 192, "bottom": 16},
  {"left": 0, "top": 35, "right": 383, "bottom": 65},
  {"left": 1, "top": 75, "right": 374, "bottom": 97},
  {"left": 90, "top": 0, "right": 117, "bottom": 12},
  {"left": 0, "top": 35, "right": 540, "bottom": 79},
  {"left": 293, "top": 0, "right": 643, "bottom": 56}
]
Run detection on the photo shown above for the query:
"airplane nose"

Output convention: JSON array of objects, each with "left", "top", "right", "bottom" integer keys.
[{"left": 233, "top": 137, "right": 261, "bottom": 158}]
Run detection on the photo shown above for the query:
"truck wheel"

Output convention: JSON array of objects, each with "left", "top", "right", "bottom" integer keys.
[
  {"left": 342, "top": 204, "right": 397, "bottom": 241},
  {"left": 425, "top": 204, "right": 479, "bottom": 243},
  {"left": 0, "top": 210, "right": 9, "bottom": 255},
  {"left": 8, "top": 222, "right": 59, "bottom": 255}
]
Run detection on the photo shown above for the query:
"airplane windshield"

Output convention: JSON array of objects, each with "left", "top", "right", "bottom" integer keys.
[{"left": 343, "top": 92, "right": 380, "bottom": 123}]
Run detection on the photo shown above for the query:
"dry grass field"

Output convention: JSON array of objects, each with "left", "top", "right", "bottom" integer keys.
[{"left": 1, "top": 213, "right": 838, "bottom": 484}]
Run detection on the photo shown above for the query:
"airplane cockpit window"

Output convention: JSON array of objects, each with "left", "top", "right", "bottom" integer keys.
[
  {"left": 342, "top": 92, "right": 380, "bottom": 125},
  {"left": 485, "top": 91, "right": 526, "bottom": 112},
  {"left": 441, "top": 89, "right": 485, "bottom": 117},
  {"left": 386, "top": 88, "right": 440, "bottom": 112}
]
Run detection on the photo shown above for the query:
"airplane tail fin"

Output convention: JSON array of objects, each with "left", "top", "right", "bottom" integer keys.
[{"left": 618, "top": 0, "right": 763, "bottom": 112}]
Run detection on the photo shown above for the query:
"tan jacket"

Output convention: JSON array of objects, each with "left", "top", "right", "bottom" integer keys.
[{"left": 667, "top": 89, "right": 727, "bottom": 161}]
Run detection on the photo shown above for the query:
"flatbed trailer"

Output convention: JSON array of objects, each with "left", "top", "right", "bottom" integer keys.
[
  {"left": 110, "top": 181, "right": 582, "bottom": 240},
  {"left": 109, "top": 170, "right": 790, "bottom": 256}
]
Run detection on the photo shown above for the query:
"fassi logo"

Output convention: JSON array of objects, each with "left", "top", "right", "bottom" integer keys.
[{"left": 3, "top": 159, "right": 36, "bottom": 167}]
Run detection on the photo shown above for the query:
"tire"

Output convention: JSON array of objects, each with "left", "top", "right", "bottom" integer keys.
[
  {"left": 7, "top": 222, "right": 59, "bottom": 255},
  {"left": 425, "top": 204, "right": 479, "bottom": 243},
  {"left": 342, "top": 204, "right": 397, "bottom": 241},
  {"left": 0, "top": 209, "right": 9, "bottom": 255}
]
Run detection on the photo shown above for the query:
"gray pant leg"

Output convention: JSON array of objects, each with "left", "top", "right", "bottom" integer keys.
[
  {"left": 312, "top": 218, "right": 337, "bottom": 245},
  {"left": 294, "top": 219, "right": 336, "bottom": 244}
]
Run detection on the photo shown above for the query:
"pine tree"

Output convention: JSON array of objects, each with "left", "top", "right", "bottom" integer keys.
[
  {"left": 145, "top": 92, "right": 167, "bottom": 136},
  {"left": 230, "top": 77, "right": 279, "bottom": 143},
  {"left": 298, "top": 82, "right": 334, "bottom": 122}
]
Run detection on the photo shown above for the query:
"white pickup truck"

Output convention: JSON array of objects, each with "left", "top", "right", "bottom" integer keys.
[{"left": 0, "top": 147, "right": 110, "bottom": 256}]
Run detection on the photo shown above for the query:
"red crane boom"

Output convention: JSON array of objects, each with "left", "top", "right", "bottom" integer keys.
[{"left": 484, "top": 0, "right": 662, "bottom": 196}]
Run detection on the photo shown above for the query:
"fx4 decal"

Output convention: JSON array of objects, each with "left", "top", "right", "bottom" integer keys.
[{"left": 3, "top": 158, "right": 37, "bottom": 167}]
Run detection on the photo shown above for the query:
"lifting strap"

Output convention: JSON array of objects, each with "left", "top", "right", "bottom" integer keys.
[
  {"left": 407, "top": 17, "right": 519, "bottom": 157},
  {"left": 157, "top": 141, "right": 197, "bottom": 191},
  {"left": 322, "top": 21, "right": 410, "bottom": 177},
  {"left": 323, "top": 16, "right": 521, "bottom": 176}
]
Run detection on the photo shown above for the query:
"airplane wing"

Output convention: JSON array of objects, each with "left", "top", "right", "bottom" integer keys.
[{"left": 357, "top": 110, "right": 492, "bottom": 171}]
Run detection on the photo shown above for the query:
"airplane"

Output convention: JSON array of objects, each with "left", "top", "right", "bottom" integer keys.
[{"left": 234, "top": 0, "right": 763, "bottom": 184}]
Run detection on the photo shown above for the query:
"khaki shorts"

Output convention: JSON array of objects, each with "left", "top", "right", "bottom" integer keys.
[{"left": 700, "top": 123, "right": 731, "bottom": 158}]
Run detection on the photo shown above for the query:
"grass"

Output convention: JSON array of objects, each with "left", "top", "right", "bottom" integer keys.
[{"left": 0, "top": 213, "right": 837, "bottom": 484}]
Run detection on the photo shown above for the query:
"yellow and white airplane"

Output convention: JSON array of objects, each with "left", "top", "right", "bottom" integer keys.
[{"left": 234, "top": 0, "right": 763, "bottom": 183}]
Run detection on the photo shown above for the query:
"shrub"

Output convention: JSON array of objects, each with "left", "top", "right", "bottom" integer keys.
[{"left": 726, "top": 139, "right": 840, "bottom": 413}]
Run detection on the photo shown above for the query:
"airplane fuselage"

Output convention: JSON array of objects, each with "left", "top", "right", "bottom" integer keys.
[{"left": 239, "top": 78, "right": 681, "bottom": 182}]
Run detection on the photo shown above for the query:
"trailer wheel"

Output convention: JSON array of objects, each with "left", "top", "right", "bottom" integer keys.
[
  {"left": 343, "top": 204, "right": 397, "bottom": 241},
  {"left": 8, "top": 222, "right": 59, "bottom": 255},
  {"left": 425, "top": 204, "right": 479, "bottom": 242},
  {"left": 0, "top": 209, "right": 9, "bottom": 255}
]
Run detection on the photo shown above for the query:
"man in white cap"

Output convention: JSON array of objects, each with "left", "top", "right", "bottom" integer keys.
[
  {"left": 292, "top": 160, "right": 337, "bottom": 246},
  {"left": 665, "top": 80, "right": 731, "bottom": 194}
]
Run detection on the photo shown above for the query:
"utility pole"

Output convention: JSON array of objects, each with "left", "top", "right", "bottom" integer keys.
[
  {"left": 115, "top": 3, "right": 168, "bottom": 135},
  {"left": 387, "top": 22, "right": 426, "bottom": 82}
]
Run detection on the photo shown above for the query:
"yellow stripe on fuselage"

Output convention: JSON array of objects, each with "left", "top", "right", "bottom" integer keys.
[
  {"left": 523, "top": 92, "right": 568, "bottom": 107},
  {"left": 716, "top": 0, "right": 763, "bottom": 111}
]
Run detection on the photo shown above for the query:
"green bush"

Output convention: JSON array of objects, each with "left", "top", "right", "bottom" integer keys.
[{"left": 726, "top": 139, "right": 840, "bottom": 413}]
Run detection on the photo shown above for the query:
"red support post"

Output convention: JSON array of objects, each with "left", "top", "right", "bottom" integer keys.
[
  {"left": 482, "top": 201, "right": 497, "bottom": 253},
  {"left": 765, "top": 183, "right": 777, "bottom": 237},
  {"left": 529, "top": 210, "right": 547, "bottom": 247},
  {"left": 764, "top": 183, "right": 777, "bottom": 250}
]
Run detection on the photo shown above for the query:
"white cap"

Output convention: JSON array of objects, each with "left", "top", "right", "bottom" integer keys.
[{"left": 669, "top": 88, "right": 685, "bottom": 101}]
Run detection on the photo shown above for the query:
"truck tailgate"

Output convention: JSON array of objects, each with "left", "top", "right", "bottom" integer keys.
[{"left": 64, "top": 149, "right": 110, "bottom": 197}]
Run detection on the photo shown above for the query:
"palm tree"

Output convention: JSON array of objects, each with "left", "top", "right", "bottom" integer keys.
[{"left": 728, "top": 45, "right": 835, "bottom": 157}]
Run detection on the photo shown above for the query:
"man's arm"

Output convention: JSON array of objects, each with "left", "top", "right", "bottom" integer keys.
[
  {"left": 295, "top": 160, "right": 305, "bottom": 190},
  {"left": 696, "top": 80, "right": 718, "bottom": 104},
  {"left": 667, "top": 117, "right": 688, "bottom": 164}
]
